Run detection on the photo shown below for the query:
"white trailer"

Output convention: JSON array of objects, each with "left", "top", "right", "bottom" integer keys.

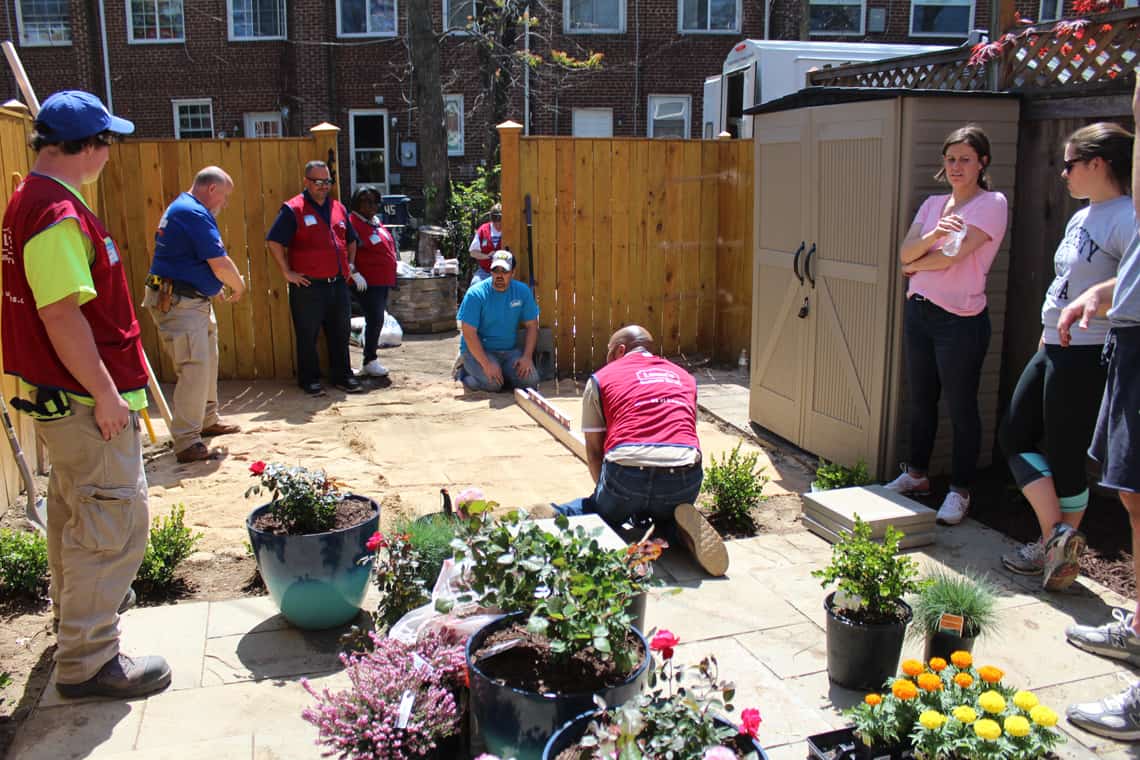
[{"left": 701, "top": 39, "right": 952, "bottom": 139}]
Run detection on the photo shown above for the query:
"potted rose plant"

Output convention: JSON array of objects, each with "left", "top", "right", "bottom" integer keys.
[{"left": 245, "top": 461, "right": 379, "bottom": 630}]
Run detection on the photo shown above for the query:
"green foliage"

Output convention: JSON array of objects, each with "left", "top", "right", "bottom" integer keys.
[
  {"left": 136, "top": 504, "right": 202, "bottom": 590},
  {"left": 445, "top": 165, "right": 500, "bottom": 283},
  {"left": 813, "top": 459, "right": 873, "bottom": 491},
  {"left": 908, "top": 566, "right": 1000, "bottom": 640},
  {"left": 0, "top": 670, "right": 10, "bottom": 706},
  {"left": 701, "top": 441, "right": 769, "bottom": 529},
  {"left": 371, "top": 531, "right": 433, "bottom": 632},
  {"left": 812, "top": 516, "right": 927, "bottom": 623},
  {"left": 396, "top": 514, "right": 459, "bottom": 592},
  {"left": 245, "top": 461, "right": 341, "bottom": 535},
  {"left": 0, "top": 528, "right": 48, "bottom": 598}
]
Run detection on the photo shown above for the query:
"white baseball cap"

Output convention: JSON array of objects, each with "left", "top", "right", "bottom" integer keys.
[{"left": 490, "top": 250, "right": 514, "bottom": 271}]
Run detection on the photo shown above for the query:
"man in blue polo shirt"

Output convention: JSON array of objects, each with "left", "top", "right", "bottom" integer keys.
[
  {"left": 144, "top": 166, "right": 246, "bottom": 463},
  {"left": 457, "top": 250, "right": 540, "bottom": 392}
]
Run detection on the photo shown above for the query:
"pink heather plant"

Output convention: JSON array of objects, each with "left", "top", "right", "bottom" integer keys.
[{"left": 302, "top": 631, "right": 467, "bottom": 759}]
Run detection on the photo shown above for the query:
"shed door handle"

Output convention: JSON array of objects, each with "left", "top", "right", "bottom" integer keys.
[
  {"left": 805, "top": 243, "right": 817, "bottom": 289},
  {"left": 791, "top": 241, "right": 805, "bottom": 286}
]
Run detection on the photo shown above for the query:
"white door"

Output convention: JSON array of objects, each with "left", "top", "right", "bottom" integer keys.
[
  {"left": 349, "top": 109, "right": 389, "bottom": 193},
  {"left": 572, "top": 109, "right": 614, "bottom": 137}
]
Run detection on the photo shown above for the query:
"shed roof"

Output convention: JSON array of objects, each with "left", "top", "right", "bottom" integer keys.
[{"left": 743, "top": 87, "right": 1016, "bottom": 116}]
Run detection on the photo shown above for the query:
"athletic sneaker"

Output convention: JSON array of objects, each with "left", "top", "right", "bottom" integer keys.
[
  {"left": 883, "top": 465, "right": 931, "bottom": 496},
  {"left": 936, "top": 491, "right": 970, "bottom": 526},
  {"left": 361, "top": 359, "right": 390, "bottom": 378},
  {"left": 1001, "top": 540, "right": 1044, "bottom": 575},
  {"left": 1066, "top": 609, "right": 1140, "bottom": 666},
  {"left": 1042, "top": 522, "right": 1086, "bottom": 592},
  {"left": 1066, "top": 682, "right": 1140, "bottom": 741},
  {"left": 673, "top": 503, "right": 729, "bottom": 577}
]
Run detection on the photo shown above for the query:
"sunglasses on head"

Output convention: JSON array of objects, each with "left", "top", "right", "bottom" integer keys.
[
  {"left": 306, "top": 177, "right": 334, "bottom": 187},
  {"left": 92, "top": 131, "right": 118, "bottom": 146}
]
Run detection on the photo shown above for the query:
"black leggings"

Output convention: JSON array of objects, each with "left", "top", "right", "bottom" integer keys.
[{"left": 998, "top": 343, "right": 1106, "bottom": 510}]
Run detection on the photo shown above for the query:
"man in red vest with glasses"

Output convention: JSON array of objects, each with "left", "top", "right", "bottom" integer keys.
[
  {"left": 1, "top": 90, "right": 171, "bottom": 699},
  {"left": 555, "top": 325, "right": 728, "bottom": 576}
]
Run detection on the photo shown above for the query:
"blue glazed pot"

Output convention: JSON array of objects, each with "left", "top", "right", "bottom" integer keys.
[
  {"left": 544, "top": 710, "right": 769, "bottom": 759},
  {"left": 246, "top": 496, "right": 379, "bottom": 630},
  {"left": 467, "top": 612, "right": 650, "bottom": 760}
]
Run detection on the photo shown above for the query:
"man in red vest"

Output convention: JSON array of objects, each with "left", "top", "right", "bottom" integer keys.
[
  {"left": 466, "top": 202, "right": 502, "bottom": 284},
  {"left": 555, "top": 325, "right": 728, "bottom": 576},
  {"left": 266, "top": 161, "right": 363, "bottom": 396},
  {"left": 0, "top": 90, "right": 171, "bottom": 699}
]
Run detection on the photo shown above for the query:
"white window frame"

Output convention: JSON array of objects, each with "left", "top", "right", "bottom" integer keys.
[
  {"left": 444, "top": 95, "right": 465, "bottom": 156},
  {"left": 127, "top": 0, "right": 186, "bottom": 44},
  {"left": 244, "top": 111, "right": 283, "bottom": 138},
  {"left": 572, "top": 108, "right": 614, "bottom": 137},
  {"left": 443, "top": 0, "right": 476, "bottom": 31},
  {"left": 336, "top": 0, "right": 398, "bottom": 37},
  {"left": 647, "top": 95, "right": 691, "bottom": 139},
  {"left": 564, "top": 0, "right": 625, "bottom": 33},
  {"left": 908, "top": 0, "right": 974, "bottom": 38},
  {"left": 348, "top": 108, "right": 390, "bottom": 194},
  {"left": 1037, "top": 0, "right": 1059, "bottom": 21},
  {"left": 677, "top": 0, "right": 741, "bottom": 34},
  {"left": 808, "top": 0, "right": 864, "bottom": 36},
  {"left": 15, "top": 0, "right": 71, "bottom": 47},
  {"left": 227, "top": 0, "right": 287, "bottom": 41},
  {"left": 172, "top": 98, "right": 215, "bottom": 139}
]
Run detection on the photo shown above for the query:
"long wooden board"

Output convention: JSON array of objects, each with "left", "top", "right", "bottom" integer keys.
[{"left": 513, "top": 388, "right": 586, "bottom": 462}]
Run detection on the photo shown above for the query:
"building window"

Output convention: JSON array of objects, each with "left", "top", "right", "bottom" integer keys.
[
  {"left": 444, "top": 95, "right": 464, "bottom": 156},
  {"left": 679, "top": 0, "right": 739, "bottom": 32},
  {"left": 229, "top": 0, "right": 286, "bottom": 40},
  {"left": 16, "top": 0, "right": 71, "bottom": 46},
  {"left": 572, "top": 108, "right": 614, "bottom": 137},
  {"left": 444, "top": 0, "right": 475, "bottom": 31},
  {"left": 128, "top": 0, "right": 185, "bottom": 43},
  {"left": 565, "top": 0, "right": 623, "bottom": 32},
  {"left": 244, "top": 112, "right": 283, "bottom": 138},
  {"left": 1038, "top": 0, "right": 1059, "bottom": 21},
  {"left": 910, "top": 0, "right": 973, "bottom": 37},
  {"left": 338, "top": 0, "right": 397, "bottom": 36},
  {"left": 173, "top": 99, "right": 214, "bottom": 139},
  {"left": 647, "top": 95, "right": 690, "bottom": 138},
  {"left": 809, "top": 0, "right": 863, "bottom": 34}
]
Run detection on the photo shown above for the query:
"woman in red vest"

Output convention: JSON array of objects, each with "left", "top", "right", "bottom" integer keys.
[{"left": 348, "top": 187, "right": 398, "bottom": 378}]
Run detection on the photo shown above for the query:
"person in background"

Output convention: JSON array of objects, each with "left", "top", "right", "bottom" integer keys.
[
  {"left": 1000, "top": 123, "right": 1135, "bottom": 590},
  {"left": 884, "top": 125, "right": 1009, "bottom": 527},
  {"left": 347, "top": 186, "right": 397, "bottom": 379},
  {"left": 467, "top": 202, "right": 502, "bottom": 285},
  {"left": 456, "top": 250, "right": 539, "bottom": 392}
]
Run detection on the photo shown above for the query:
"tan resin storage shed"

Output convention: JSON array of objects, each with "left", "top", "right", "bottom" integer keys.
[{"left": 745, "top": 91, "right": 1019, "bottom": 480}]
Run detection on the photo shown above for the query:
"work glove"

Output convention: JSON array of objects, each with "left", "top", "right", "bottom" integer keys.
[{"left": 350, "top": 271, "right": 368, "bottom": 291}]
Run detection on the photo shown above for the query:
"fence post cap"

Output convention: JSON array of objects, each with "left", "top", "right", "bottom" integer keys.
[
  {"left": 717, "top": 131, "right": 733, "bottom": 140},
  {"left": 309, "top": 122, "right": 341, "bottom": 134},
  {"left": 497, "top": 120, "right": 523, "bottom": 131}
]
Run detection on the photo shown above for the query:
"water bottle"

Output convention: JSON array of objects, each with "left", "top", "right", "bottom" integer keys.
[
  {"left": 737, "top": 349, "right": 749, "bottom": 379},
  {"left": 941, "top": 224, "right": 967, "bottom": 257}
]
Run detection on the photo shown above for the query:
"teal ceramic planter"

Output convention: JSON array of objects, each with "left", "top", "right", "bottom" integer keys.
[{"left": 246, "top": 496, "right": 379, "bottom": 630}]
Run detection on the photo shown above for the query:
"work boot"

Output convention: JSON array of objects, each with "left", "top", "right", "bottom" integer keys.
[
  {"left": 175, "top": 442, "right": 214, "bottom": 463},
  {"left": 52, "top": 587, "right": 136, "bottom": 634},
  {"left": 56, "top": 653, "right": 171, "bottom": 700},
  {"left": 673, "top": 503, "right": 729, "bottom": 577},
  {"left": 201, "top": 421, "right": 241, "bottom": 437}
]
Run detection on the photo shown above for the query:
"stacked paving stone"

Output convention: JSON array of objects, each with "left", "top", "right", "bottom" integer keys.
[{"left": 388, "top": 274, "right": 458, "bottom": 334}]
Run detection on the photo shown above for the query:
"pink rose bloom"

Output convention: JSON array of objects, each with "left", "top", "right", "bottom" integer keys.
[
  {"left": 455, "top": 487, "right": 484, "bottom": 507},
  {"left": 650, "top": 629, "right": 680, "bottom": 660},
  {"left": 740, "top": 707, "right": 762, "bottom": 738},
  {"left": 365, "top": 532, "right": 386, "bottom": 552},
  {"left": 703, "top": 747, "right": 736, "bottom": 760}
]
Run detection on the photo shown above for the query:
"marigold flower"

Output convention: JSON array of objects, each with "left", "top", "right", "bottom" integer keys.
[
  {"left": 953, "top": 706, "right": 978, "bottom": 724},
  {"left": 950, "top": 651, "right": 973, "bottom": 668},
  {"left": 974, "top": 719, "right": 1002, "bottom": 741},
  {"left": 917, "top": 673, "right": 943, "bottom": 692},
  {"left": 954, "top": 673, "right": 974, "bottom": 688},
  {"left": 1004, "top": 715, "right": 1031, "bottom": 737},
  {"left": 1013, "top": 690, "right": 1039, "bottom": 710},
  {"left": 978, "top": 665, "right": 1004, "bottom": 684},
  {"left": 865, "top": 694, "right": 883, "bottom": 706},
  {"left": 919, "top": 710, "right": 947, "bottom": 729},
  {"left": 650, "top": 629, "right": 680, "bottom": 660},
  {"left": 892, "top": 679, "right": 918, "bottom": 700},
  {"left": 902, "top": 659, "right": 924, "bottom": 676},
  {"left": 739, "top": 708, "right": 762, "bottom": 738},
  {"left": 249, "top": 460, "right": 266, "bottom": 475},
  {"left": 928, "top": 657, "right": 947, "bottom": 672},
  {"left": 978, "top": 690, "right": 1007, "bottom": 714},
  {"left": 1030, "top": 704, "right": 1058, "bottom": 727}
]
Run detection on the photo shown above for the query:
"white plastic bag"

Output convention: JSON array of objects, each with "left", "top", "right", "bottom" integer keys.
[
  {"left": 388, "top": 557, "right": 502, "bottom": 644},
  {"left": 379, "top": 311, "right": 403, "bottom": 347}
]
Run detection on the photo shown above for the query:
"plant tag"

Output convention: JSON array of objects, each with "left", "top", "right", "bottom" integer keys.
[
  {"left": 833, "top": 589, "right": 864, "bottom": 610},
  {"left": 411, "top": 652, "right": 433, "bottom": 673},
  {"left": 476, "top": 637, "right": 524, "bottom": 662},
  {"left": 397, "top": 689, "right": 415, "bottom": 729},
  {"left": 938, "top": 612, "right": 965, "bottom": 636}
]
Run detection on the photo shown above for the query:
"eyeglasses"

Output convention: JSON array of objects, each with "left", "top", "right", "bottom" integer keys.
[
  {"left": 93, "top": 131, "right": 117, "bottom": 146},
  {"left": 490, "top": 214, "right": 502, "bottom": 221},
  {"left": 306, "top": 177, "right": 334, "bottom": 187},
  {"left": 1063, "top": 158, "right": 1086, "bottom": 173}
]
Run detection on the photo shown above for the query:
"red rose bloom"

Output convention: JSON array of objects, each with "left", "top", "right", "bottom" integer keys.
[
  {"left": 740, "top": 708, "right": 762, "bottom": 738},
  {"left": 250, "top": 461, "right": 266, "bottom": 475},
  {"left": 366, "top": 532, "right": 386, "bottom": 552},
  {"left": 650, "top": 629, "right": 680, "bottom": 659}
]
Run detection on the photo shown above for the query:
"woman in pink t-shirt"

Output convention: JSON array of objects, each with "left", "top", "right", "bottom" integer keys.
[{"left": 884, "top": 125, "right": 1009, "bottom": 527}]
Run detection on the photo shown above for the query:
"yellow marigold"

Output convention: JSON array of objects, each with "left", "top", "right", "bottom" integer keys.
[
  {"left": 902, "top": 659, "right": 925, "bottom": 677},
  {"left": 950, "top": 651, "right": 973, "bottom": 669},
  {"left": 974, "top": 719, "right": 1002, "bottom": 741},
  {"left": 979, "top": 665, "right": 1004, "bottom": 684},
  {"left": 917, "top": 673, "right": 943, "bottom": 692},
  {"left": 865, "top": 694, "right": 883, "bottom": 706},
  {"left": 920, "top": 710, "right": 948, "bottom": 729},
  {"left": 929, "top": 657, "right": 948, "bottom": 672},
  {"left": 978, "top": 690, "right": 1007, "bottom": 714},
  {"left": 1004, "top": 715, "right": 1031, "bottom": 737},
  {"left": 953, "top": 706, "right": 978, "bottom": 724},
  {"left": 1013, "top": 690, "right": 1039, "bottom": 711},
  {"left": 892, "top": 679, "right": 918, "bottom": 700},
  {"left": 954, "top": 673, "right": 974, "bottom": 688},
  {"left": 1030, "top": 705, "right": 1059, "bottom": 727}
]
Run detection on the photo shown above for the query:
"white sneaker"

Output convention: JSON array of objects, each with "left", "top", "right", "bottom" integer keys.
[
  {"left": 883, "top": 466, "right": 930, "bottom": 496},
  {"left": 936, "top": 491, "right": 970, "bottom": 526},
  {"left": 361, "top": 360, "right": 389, "bottom": 377}
]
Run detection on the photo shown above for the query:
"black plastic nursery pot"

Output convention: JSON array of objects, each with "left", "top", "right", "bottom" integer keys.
[
  {"left": 543, "top": 710, "right": 769, "bottom": 759},
  {"left": 467, "top": 612, "right": 651, "bottom": 760},
  {"left": 246, "top": 496, "right": 379, "bottom": 630},
  {"left": 824, "top": 592, "right": 912, "bottom": 691},
  {"left": 806, "top": 726, "right": 914, "bottom": 760},
  {"left": 923, "top": 629, "right": 976, "bottom": 663}
]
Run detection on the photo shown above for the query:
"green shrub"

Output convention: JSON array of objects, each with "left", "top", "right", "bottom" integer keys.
[
  {"left": 701, "top": 441, "right": 769, "bottom": 528},
  {"left": 136, "top": 505, "right": 202, "bottom": 590},
  {"left": 0, "top": 528, "right": 49, "bottom": 598},
  {"left": 0, "top": 670, "right": 11, "bottom": 705},
  {"left": 812, "top": 458, "right": 872, "bottom": 491},
  {"left": 395, "top": 514, "right": 459, "bottom": 590},
  {"left": 445, "top": 165, "right": 500, "bottom": 284}
]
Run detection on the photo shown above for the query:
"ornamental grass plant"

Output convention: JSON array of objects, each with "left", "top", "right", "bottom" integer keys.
[{"left": 908, "top": 567, "right": 1000, "bottom": 641}]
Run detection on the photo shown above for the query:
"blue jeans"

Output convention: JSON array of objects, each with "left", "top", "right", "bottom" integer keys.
[
  {"left": 556, "top": 460, "right": 704, "bottom": 543},
  {"left": 461, "top": 348, "right": 539, "bottom": 392}
]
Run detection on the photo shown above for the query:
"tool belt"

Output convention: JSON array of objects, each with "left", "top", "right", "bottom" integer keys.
[
  {"left": 10, "top": 385, "right": 72, "bottom": 419},
  {"left": 145, "top": 274, "right": 206, "bottom": 313}
]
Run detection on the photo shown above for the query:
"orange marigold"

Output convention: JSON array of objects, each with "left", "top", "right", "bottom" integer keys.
[
  {"left": 954, "top": 673, "right": 974, "bottom": 688},
  {"left": 950, "top": 651, "right": 973, "bottom": 669},
  {"left": 978, "top": 666, "right": 1004, "bottom": 684},
  {"left": 917, "top": 672, "right": 943, "bottom": 692},
  {"left": 865, "top": 694, "right": 883, "bottom": 706},
  {"left": 929, "top": 657, "right": 948, "bottom": 672},
  {"left": 901, "top": 659, "right": 924, "bottom": 677},
  {"left": 892, "top": 679, "right": 919, "bottom": 700}
]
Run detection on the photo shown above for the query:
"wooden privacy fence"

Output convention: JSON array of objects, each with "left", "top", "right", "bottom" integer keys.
[{"left": 497, "top": 123, "right": 754, "bottom": 376}]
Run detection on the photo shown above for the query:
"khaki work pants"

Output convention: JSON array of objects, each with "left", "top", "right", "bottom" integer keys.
[
  {"left": 36, "top": 403, "right": 149, "bottom": 684},
  {"left": 149, "top": 297, "right": 219, "bottom": 453}
]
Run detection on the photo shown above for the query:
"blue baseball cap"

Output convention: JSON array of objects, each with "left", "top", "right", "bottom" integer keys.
[{"left": 35, "top": 90, "right": 134, "bottom": 142}]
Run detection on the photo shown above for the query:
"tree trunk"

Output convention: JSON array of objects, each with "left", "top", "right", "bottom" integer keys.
[
  {"left": 799, "top": 0, "right": 810, "bottom": 39},
  {"left": 409, "top": 0, "right": 449, "bottom": 224}
]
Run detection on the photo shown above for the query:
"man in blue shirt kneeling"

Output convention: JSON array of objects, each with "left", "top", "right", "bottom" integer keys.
[{"left": 456, "top": 250, "right": 540, "bottom": 392}]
